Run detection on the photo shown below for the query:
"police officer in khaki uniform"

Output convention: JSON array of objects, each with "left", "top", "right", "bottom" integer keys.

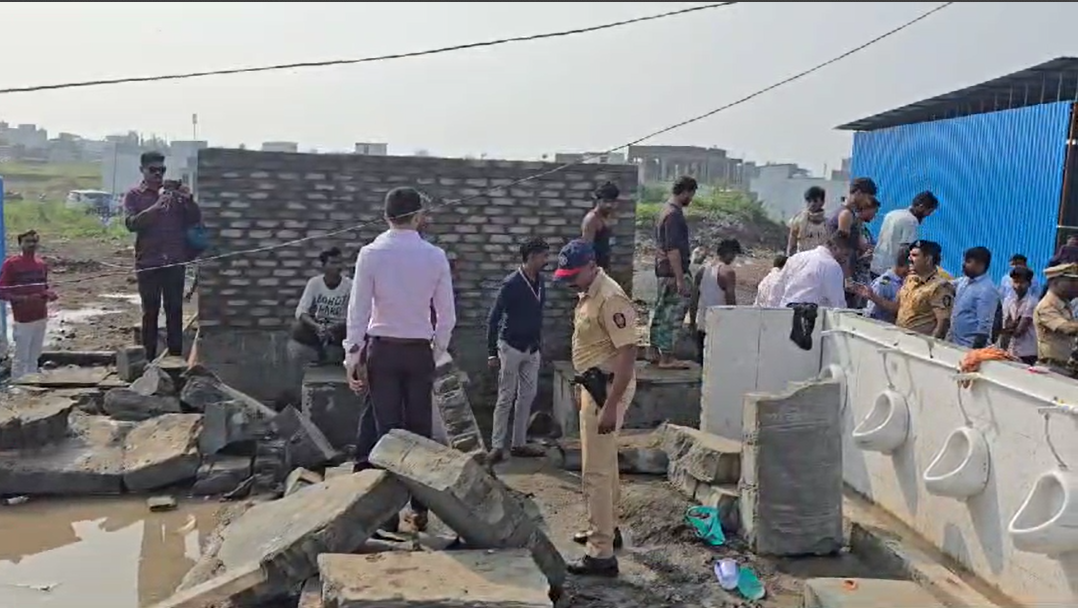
[
  {"left": 1034, "top": 262, "right": 1078, "bottom": 377},
  {"left": 554, "top": 239, "right": 638, "bottom": 577},
  {"left": 858, "top": 239, "right": 954, "bottom": 338}
]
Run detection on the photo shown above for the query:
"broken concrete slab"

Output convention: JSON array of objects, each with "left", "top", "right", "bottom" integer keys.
[
  {"left": 741, "top": 380, "right": 842, "bottom": 556},
  {"left": 148, "top": 495, "right": 178, "bottom": 512},
  {"left": 179, "top": 470, "right": 408, "bottom": 603},
  {"left": 324, "top": 462, "right": 354, "bottom": 481},
  {"left": 40, "top": 350, "right": 115, "bottom": 367},
  {"left": 116, "top": 346, "right": 147, "bottom": 382},
  {"left": 549, "top": 431, "right": 668, "bottom": 475},
  {"left": 200, "top": 399, "right": 261, "bottom": 455},
  {"left": 802, "top": 578, "right": 944, "bottom": 608},
  {"left": 301, "top": 366, "right": 362, "bottom": 451},
  {"left": 252, "top": 437, "right": 290, "bottom": 492},
  {"left": 0, "top": 412, "right": 129, "bottom": 495},
  {"left": 298, "top": 578, "right": 323, "bottom": 608},
  {"left": 103, "top": 387, "right": 182, "bottom": 422},
  {"left": 13, "top": 366, "right": 112, "bottom": 388},
  {"left": 369, "top": 429, "right": 567, "bottom": 588},
  {"left": 319, "top": 549, "right": 553, "bottom": 607},
  {"left": 659, "top": 423, "right": 741, "bottom": 484},
  {"left": 192, "top": 455, "right": 253, "bottom": 496},
  {"left": 149, "top": 561, "right": 267, "bottom": 608},
  {"left": 271, "top": 406, "right": 338, "bottom": 469},
  {"left": 130, "top": 365, "right": 177, "bottom": 397},
  {"left": 178, "top": 376, "right": 230, "bottom": 413},
  {"left": 122, "top": 413, "right": 203, "bottom": 492},
  {"left": 284, "top": 467, "right": 323, "bottom": 496},
  {"left": 432, "top": 355, "right": 487, "bottom": 456},
  {"left": 0, "top": 395, "right": 74, "bottom": 449}
]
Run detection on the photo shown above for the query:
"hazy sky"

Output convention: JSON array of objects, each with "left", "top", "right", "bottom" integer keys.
[{"left": 0, "top": 2, "right": 1073, "bottom": 172}]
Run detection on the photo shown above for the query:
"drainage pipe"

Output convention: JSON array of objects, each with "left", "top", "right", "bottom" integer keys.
[{"left": 821, "top": 327, "right": 1075, "bottom": 411}]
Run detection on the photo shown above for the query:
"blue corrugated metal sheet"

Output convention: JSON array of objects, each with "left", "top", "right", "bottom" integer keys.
[{"left": 851, "top": 101, "right": 1071, "bottom": 283}]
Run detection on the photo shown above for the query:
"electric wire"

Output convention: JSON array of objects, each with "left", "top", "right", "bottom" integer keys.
[
  {"left": 0, "top": 3, "right": 738, "bottom": 95},
  {"left": 28, "top": 1, "right": 957, "bottom": 289}
]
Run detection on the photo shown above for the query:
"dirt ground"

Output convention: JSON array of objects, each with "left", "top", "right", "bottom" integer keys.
[
  {"left": 35, "top": 238, "right": 167, "bottom": 352},
  {"left": 498, "top": 459, "right": 878, "bottom": 608}
]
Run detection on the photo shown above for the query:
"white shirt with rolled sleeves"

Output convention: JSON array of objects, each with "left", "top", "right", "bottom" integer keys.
[
  {"left": 871, "top": 209, "right": 919, "bottom": 276},
  {"left": 775, "top": 245, "right": 847, "bottom": 309},
  {"left": 343, "top": 229, "right": 456, "bottom": 367}
]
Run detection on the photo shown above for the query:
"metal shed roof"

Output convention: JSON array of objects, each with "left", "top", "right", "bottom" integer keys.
[{"left": 836, "top": 56, "right": 1078, "bottom": 132}]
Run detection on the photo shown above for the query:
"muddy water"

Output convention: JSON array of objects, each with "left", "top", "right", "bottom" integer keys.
[{"left": 0, "top": 498, "right": 220, "bottom": 608}]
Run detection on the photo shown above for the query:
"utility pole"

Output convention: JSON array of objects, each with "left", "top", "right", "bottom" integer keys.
[{"left": 192, "top": 113, "right": 198, "bottom": 141}]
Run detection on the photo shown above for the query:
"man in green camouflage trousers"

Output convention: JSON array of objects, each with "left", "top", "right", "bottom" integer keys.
[{"left": 648, "top": 176, "right": 697, "bottom": 369}]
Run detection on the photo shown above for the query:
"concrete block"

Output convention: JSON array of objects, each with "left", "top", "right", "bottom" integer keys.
[
  {"left": 181, "top": 470, "right": 409, "bottom": 603},
  {"left": 318, "top": 549, "right": 553, "bottom": 607},
  {"left": 200, "top": 399, "right": 260, "bottom": 455},
  {"left": 0, "top": 412, "right": 128, "bottom": 495},
  {"left": 659, "top": 423, "right": 741, "bottom": 484},
  {"left": 432, "top": 355, "right": 487, "bottom": 456},
  {"left": 272, "top": 406, "right": 338, "bottom": 469},
  {"left": 298, "top": 578, "right": 323, "bottom": 608},
  {"left": 802, "top": 578, "right": 944, "bottom": 608},
  {"left": 324, "top": 462, "right": 354, "bottom": 480},
  {"left": 178, "top": 376, "right": 231, "bottom": 413},
  {"left": 741, "top": 380, "right": 842, "bottom": 556},
  {"left": 369, "top": 429, "right": 567, "bottom": 588},
  {"left": 301, "top": 367, "right": 362, "bottom": 451},
  {"left": 192, "top": 455, "right": 252, "bottom": 495},
  {"left": 252, "top": 437, "right": 290, "bottom": 491},
  {"left": 0, "top": 395, "right": 74, "bottom": 449},
  {"left": 694, "top": 483, "right": 740, "bottom": 532},
  {"left": 116, "top": 346, "right": 147, "bottom": 382},
  {"left": 103, "top": 388, "right": 182, "bottom": 422},
  {"left": 122, "top": 413, "right": 203, "bottom": 492},
  {"left": 284, "top": 467, "right": 323, "bottom": 496},
  {"left": 130, "top": 365, "right": 177, "bottom": 397}
]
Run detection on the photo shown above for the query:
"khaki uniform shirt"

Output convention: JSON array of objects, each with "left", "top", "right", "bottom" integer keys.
[
  {"left": 895, "top": 272, "right": 955, "bottom": 335},
  {"left": 572, "top": 269, "right": 638, "bottom": 373},
  {"left": 1034, "top": 290, "right": 1078, "bottom": 368}
]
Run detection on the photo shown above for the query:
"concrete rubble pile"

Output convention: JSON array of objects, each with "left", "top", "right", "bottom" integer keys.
[{"left": 159, "top": 429, "right": 567, "bottom": 608}]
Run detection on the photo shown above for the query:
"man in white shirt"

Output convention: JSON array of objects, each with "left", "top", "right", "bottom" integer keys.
[
  {"left": 871, "top": 191, "right": 939, "bottom": 277},
  {"left": 753, "top": 254, "right": 787, "bottom": 307},
  {"left": 345, "top": 187, "right": 456, "bottom": 532},
  {"left": 1000, "top": 265, "right": 1039, "bottom": 365},
  {"left": 775, "top": 235, "right": 852, "bottom": 309},
  {"left": 291, "top": 247, "right": 353, "bottom": 364}
]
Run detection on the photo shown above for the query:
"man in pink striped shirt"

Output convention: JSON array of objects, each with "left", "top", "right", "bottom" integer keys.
[{"left": 345, "top": 187, "right": 456, "bottom": 532}]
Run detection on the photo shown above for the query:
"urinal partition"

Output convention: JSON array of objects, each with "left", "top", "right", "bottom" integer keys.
[
  {"left": 852, "top": 389, "right": 910, "bottom": 454},
  {"left": 1009, "top": 470, "right": 1078, "bottom": 556},
  {"left": 922, "top": 426, "right": 990, "bottom": 499}
]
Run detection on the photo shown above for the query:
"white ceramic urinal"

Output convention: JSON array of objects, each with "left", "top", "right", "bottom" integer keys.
[
  {"left": 819, "top": 364, "right": 846, "bottom": 390},
  {"left": 923, "top": 427, "right": 990, "bottom": 499},
  {"left": 1009, "top": 470, "right": 1078, "bottom": 556},
  {"left": 852, "top": 390, "right": 909, "bottom": 454}
]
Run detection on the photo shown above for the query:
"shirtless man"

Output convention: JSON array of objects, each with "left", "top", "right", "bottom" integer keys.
[{"left": 582, "top": 182, "right": 619, "bottom": 270}]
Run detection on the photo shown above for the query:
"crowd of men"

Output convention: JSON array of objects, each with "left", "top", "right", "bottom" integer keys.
[
  {"left": 748, "top": 178, "right": 1078, "bottom": 376},
  {"left": 3, "top": 150, "right": 1076, "bottom": 585}
]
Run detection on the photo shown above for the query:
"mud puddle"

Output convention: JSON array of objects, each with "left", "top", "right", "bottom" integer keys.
[{"left": 0, "top": 497, "right": 220, "bottom": 607}]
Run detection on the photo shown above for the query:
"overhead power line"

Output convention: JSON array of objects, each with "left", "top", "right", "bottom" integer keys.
[
  {"left": 0, "top": 3, "right": 738, "bottom": 95},
  {"left": 38, "top": 1, "right": 956, "bottom": 289}
]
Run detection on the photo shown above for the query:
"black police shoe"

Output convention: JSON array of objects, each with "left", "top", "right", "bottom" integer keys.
[
  {"left": 567, "top": 555, "right": 619, "bottom": 578},
  {"left": 571, "top": 527, "right": 623, "bottom": 549}
]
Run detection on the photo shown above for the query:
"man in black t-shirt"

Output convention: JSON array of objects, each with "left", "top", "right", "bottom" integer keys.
[{"left": 648, "top": 176, "right": 697, "bottom": 369}]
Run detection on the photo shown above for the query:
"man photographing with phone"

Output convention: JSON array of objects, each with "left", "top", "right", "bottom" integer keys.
[{"left": 123, "top": 151, "right": 202, "bottom": 360}]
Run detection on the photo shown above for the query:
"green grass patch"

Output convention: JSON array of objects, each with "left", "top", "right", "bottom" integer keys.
[
  {"left": 0, "top": 161, "right": 103, "bottom": 201},
  {"left": 4, "top": 200, "right": 129, "bottom": 245},
  {"left": 635, "top": 187, "right": 775, "bottom": 228}
]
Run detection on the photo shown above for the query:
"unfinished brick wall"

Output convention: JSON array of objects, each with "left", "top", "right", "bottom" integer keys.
[{"left": 195, "top": 148, "right": 638, "bottom": 407}]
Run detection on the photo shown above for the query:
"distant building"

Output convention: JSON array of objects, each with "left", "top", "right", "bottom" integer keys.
[
  {"left": 627, "top": 145, "right": 756, "bottom": 189},
  {"left": 261, "top": 141, "right": 299, "bottom": 153},
  {"left": 354, "top": 142, "right": 388, "bottom": 156},
  {"left": 749, "top": 163, "right": 848, "bottom": 223},
  {"left": 553, "top": 152, "right": 627, "bottom": 165}
]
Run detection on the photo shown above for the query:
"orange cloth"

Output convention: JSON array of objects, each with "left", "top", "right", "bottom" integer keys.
[{"left": 958, "top": 347, "right": 1015, "bottom": 387}]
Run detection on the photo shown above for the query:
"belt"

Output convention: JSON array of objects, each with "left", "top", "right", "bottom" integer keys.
[{"left": 371, "top": 336, "right": 430, "bottom": 345}]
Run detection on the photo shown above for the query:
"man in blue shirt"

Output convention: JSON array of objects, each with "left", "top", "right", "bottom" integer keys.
[
  {"left": 486, "top": 238, "right": 549, "bottom": 463},
  {"left": 865, "top": 246, "right": 910, "bottom": 324},
  {"left": 951, "top": 246, "right": 1000, "bottom": 349}
]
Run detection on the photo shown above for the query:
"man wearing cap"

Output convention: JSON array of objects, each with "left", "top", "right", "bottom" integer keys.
[
  {"left": 1034, "top": 262, "right": 1078, "bottom": 377},
  {"left": 555, "top": 239, "right": 637, "bottom": 577},
  {"left": 345, "top": 186, "right": 456, "bottom": 533},
  {"left": 858, "top": 239, "right": 954, "bottom": 339}
]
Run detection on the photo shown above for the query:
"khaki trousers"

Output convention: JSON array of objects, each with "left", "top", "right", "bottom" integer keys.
[{"left": 579, "top": 376, "right": 636, "bottom": 559}]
